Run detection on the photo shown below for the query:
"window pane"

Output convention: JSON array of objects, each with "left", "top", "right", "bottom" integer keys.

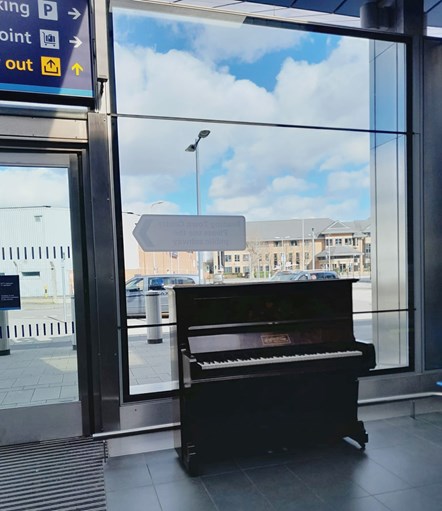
[
  {"left": 112, "top": 5, "right": 409, "bottom": 397},
  {"left": 113, "top": 7, "right": 377, "bottom": 130},
  {"left": 118, "top": 118, "right": 408, "bottom": 394},
  {"left": 371, "top": 40, "right": 406, "bottom": 132}
]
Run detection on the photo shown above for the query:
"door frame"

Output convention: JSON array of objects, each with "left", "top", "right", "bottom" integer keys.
[{"left": 0, "top": 149, "right": 93, "bottom": 445}]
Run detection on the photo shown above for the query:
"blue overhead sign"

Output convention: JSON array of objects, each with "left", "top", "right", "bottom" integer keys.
[{"left": 0, "top": 0, "right": 94, "bottom": 102}]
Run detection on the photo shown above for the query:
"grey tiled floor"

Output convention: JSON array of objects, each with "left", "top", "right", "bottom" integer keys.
[
  {"left": 0, "top": 340, "right": 79, "bottom": 408},
  {"left": 0, "top": 325, "right": 173, "bottom": 408},
  {"left": 104, "top": 412, "right": 442, "bottom": 511}
]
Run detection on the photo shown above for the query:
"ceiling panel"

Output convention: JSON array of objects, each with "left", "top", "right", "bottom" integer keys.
[
  {"left": 427, "top": 2, "right": 442, "bottom": 27},
  {"left": 425, "top": 0, "right": 442, "bottom": 11},
  {"left": 291, "top": 0, "right": 344, "bottom": 13},
  {"left": 116, "top": 0, "right": 442, "bottom": 29},
  {"left": 248, "top": 0, "right": 294, "bottom": 8},
  {"left": 335, "top": 0, "right": 365, "bottom": 17}
]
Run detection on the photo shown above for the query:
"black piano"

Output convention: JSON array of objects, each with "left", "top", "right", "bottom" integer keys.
[{"left": 170, "top": 279, "right": 375, "bottom": 475}]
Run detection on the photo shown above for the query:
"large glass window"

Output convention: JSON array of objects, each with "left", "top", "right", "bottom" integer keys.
[{"left": 112, "top": 5, "right": 408, "bottom": 398}]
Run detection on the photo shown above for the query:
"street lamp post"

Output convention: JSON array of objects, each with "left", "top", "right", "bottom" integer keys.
[
  {"left": 301, "top": 218, "right": 305, "bottom": 270},
  {"left": 311, "top": 228, "right": 316, "bottom": 270},
  {"left": 275, "top": 236, "right": 290, "bottom": 269},
  {"left": 150, "top": 201, "right": 164, "bottom": 274},
  {"left": 185, "top": 130, "right": 210, "bottom": 283},
  {"left": 326, "top": 236, "right": 331, "bottom": 270}
]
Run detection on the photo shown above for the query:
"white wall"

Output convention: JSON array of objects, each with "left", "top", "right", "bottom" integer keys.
[{"left": 0, "top": 207, "right": 73, "bottom": 297}]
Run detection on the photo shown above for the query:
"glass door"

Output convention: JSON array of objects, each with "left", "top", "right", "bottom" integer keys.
[{"left": 0, "top": 152, "right": 84, "bottom": 445}]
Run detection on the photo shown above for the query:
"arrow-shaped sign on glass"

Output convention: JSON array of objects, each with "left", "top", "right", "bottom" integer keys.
[{"left": 133, "top": 215, "right": 246, "bottom": 252}]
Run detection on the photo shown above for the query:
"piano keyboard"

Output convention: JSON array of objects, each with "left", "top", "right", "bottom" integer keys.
[{"left": 198, "top": 350, "right": 363, "bottom": 370}]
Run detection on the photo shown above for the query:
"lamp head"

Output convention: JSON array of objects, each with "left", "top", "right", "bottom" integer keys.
[
  {"left": 198, "top": 130, "right": 210, "bottom": 139},
  {"left": 185, "top": 144, "right": 196, "bottom": 152}
]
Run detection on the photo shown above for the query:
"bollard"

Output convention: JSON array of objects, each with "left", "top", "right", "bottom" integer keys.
[
  {"left": 145, "top": 291, "right": 163, "bottom": 344},
  {"left": 167, "top": 289, "right": 176, "bottom": 323},
  {"left": 0, "top": 310, "right": 10, "bottom": 356}
]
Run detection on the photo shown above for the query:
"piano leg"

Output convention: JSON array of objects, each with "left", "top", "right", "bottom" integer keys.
[
  {"left": 348, "top": 420, "right": 369, "bottom": 450},
  {"left": 181, "top": 442, "right": 199, "bottom": 476}
]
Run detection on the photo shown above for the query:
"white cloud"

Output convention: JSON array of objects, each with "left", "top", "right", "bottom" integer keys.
[
  {"left": 273, "top": 37, "right": 369, "bottom": 128},
  {"left": 115, "top": 45, "right": 276, "bottom": 122},
  {"left": 0, "top": 167, "right": 69, "bottom": 208},
  {"left": 271, "top": 176, "right": 312, "bottom": 193},
  {"left": 208, "top": 188, "right": 364, "bottom": 221},
  {"left": 327, "top": 167, "right": 370, "bottom": 194},
  {"left": 114, "top": 17, "right": 372, "bottom": 221},
  {"left": 188, "top": 23, "right": 305, "bottom": 64},
  {"left": 115, "top": 11, "right": 305, "bottom": 65}
]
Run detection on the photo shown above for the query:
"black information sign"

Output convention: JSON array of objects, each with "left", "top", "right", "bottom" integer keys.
[
  {"left": 0, "top": 275, "right": 21, "bottom": 310},
  {"left": 0, "top": 0, "right": 94, "bottom": 102}
]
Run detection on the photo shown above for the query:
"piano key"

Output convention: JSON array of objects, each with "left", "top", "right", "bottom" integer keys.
[{"left": 198, "top": 350, "right": 363, "bottom": 370}]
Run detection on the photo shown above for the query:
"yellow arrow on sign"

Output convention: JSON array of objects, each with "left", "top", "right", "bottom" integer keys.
[{"left": 71, "top": 62, "right": 84, "bottom": 76}]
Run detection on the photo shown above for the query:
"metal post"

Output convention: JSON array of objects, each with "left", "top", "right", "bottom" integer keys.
[
  {"left": 0, "top": 309, "right": 10, "bottom": 356},
  {"left": 167, "top": 290, "right": 176, "bottom": 323},
  {"left": 61, "top": 250, "right": 67, "bottom": 322},
  {"left": 186, "top": 130, "right": 210, "bottom": 284},
  {"left": 150, "top": 202, "right": 164, "bottom": 273},
  {"left": 327, "top": 238, "right": 331, "bottom": 270},
  {"left": 301, "top": 219, "right": 305, "bottom": 270},
  {"left": 311, "top": 228, "right": 316, "bottom": 270},
  {"left": 71, "top": 295, "right": 76, "bottom": 350},
  {"left": 145, "top": 291, "right": 163, "bottom": 344},
  {"left": 195, "top": 144, "right": 204, "bottom": 284}
]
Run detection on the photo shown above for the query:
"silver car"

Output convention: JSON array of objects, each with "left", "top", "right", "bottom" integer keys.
[
  {"left": 271, "top": 270, "right": 339, "bottom": 281},
  {"left": 125, "top": 274, "right": 198, "bottom": 317}
]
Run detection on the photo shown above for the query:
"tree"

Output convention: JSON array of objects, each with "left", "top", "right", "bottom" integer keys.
[{"left": 246, "top": 237, "right": 267, "bottom": 278}]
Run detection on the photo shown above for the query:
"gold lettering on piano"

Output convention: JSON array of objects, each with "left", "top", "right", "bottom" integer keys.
[{"left": 261, "top": 333, "right": 291, "bottom": 346}]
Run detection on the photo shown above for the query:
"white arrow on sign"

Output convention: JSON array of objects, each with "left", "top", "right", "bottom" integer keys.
[
  {"left": 133, "top": 215, "right": 246, "bottom": 252},
  {"left": 69, "top": 36, "right": 82, "bottom": 48},
  {"left": 68, "top": 8, "right": 81, "bottom": 20}
]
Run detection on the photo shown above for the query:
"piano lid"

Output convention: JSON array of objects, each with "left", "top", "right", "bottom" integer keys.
[{"left": 174, "top": 279, "right": 357, "bottom": 330}]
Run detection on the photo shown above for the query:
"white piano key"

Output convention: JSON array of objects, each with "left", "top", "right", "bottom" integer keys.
[{"left": 198, "top": 350, "right": 363, "bottom": 370}]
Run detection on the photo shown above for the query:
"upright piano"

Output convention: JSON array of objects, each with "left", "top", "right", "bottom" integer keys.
[{"left": 170, "top": 279, "right": 376, "bottom": 475}]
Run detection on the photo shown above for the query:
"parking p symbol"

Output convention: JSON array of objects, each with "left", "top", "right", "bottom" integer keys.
[{"left": 38, "top": 0, "right": 58, "bottom": 21}]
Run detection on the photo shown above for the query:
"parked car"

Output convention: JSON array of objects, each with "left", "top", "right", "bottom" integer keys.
[
  {"left": 125, "top": 274, "right": 198, "bottom": 317},
  {"left": 270, "top": 270, "right": 339, "bottom": 281}
]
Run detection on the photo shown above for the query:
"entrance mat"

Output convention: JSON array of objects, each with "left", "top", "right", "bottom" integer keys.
[{"left": 0, "top": 436, "right": 107, "bottom": 510}]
